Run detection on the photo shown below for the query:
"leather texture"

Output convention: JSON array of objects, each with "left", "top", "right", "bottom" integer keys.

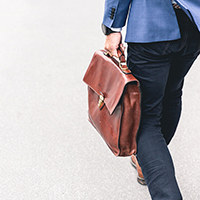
[{"left": 83, "top": 50, "right": 141, "bottom": 156}]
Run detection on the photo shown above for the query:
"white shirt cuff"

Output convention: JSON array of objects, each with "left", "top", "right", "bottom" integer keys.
[{"left": 110, "top": 27, "right": 122, "bottom": 32}]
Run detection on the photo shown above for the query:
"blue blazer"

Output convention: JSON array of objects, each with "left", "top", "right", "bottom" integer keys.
[{"left": 102, "top": 0, "right": 200, "bottom": 43}]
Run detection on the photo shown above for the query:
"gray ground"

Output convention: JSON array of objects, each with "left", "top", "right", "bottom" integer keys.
[{"left": 0, "top": 0, "right": 200, "bottom": 199}]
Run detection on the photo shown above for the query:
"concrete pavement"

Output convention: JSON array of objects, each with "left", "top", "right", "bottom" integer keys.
[{"left": 0, "top": 0, "right": 200, "bottom": 199}]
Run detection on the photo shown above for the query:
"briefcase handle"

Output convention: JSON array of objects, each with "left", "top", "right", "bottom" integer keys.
[
  {"left": 103, "top": 48, "right": 130, "bottom": 73},
  {"left": 117, "top": 48, "right": 129, "bottom": 71}
]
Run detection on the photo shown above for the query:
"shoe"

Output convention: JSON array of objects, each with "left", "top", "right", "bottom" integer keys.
[{"left": 130, "top": 155, "right": 147, "bottom": 185}]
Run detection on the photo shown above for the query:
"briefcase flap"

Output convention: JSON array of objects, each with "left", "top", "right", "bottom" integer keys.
[{"left": 83, "top": 50, "right": 139, "bottom": 115}]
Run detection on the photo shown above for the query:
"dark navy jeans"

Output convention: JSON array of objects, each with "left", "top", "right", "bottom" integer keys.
[{"left": 127, "top": 9, "right": 200, "bottom": 200}]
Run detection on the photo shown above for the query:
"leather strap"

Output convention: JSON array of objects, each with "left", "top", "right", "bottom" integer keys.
[
  {"left": 117, "top": 48, "right": 126, "bottom": 62},
  {"left": 103, "top": 48, "right": 131, "bottom": 74}
]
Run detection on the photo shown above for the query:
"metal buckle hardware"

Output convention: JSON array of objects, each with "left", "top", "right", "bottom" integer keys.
[
  {"left": 119, "top": 60, "right": 128, "bottom": 71},
  {"left": 98, "top": 93, "right": 105, "bottom": 109}
]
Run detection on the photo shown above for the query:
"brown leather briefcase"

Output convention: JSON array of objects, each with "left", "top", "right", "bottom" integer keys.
[{"left": 83, "top": 49, "right": 141, "bottom": 156}]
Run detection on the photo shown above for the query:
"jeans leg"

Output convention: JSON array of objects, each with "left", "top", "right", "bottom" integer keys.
[
  {"left": 161, "top": 54, "right": 199, "bottom": 144},
  {"left": 161, "top": 11, "right": 200, "bottom": 144},
  {"left": 127, "top": 42, "right": 183, "bottom": 200},
  {"left": 136, "top": 121, "right": 182, "bottom": 200}
]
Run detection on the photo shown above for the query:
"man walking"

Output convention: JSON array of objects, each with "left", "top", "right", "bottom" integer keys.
[{"left": 102, "top": 0, "right": 200, "bottom": 199}]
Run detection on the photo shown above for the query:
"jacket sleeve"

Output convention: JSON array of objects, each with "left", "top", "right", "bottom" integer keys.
[{"left": 102, "top": 0, "right": 132, "bottom": 29}]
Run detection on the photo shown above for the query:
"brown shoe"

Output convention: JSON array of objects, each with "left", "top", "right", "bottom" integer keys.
[{"left": 130, "top": 155, "right": 146, "bottom": 185}]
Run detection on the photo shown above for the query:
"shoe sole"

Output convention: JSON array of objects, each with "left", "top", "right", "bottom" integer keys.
[{"left": 130, "top": 157, "right": 147, "bottom": 186}]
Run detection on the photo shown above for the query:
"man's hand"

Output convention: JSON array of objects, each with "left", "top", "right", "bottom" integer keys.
[{"left": 104, "top": 32, "right": 125, "bottom": 57}]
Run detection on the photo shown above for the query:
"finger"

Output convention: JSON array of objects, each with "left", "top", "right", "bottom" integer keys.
[
  {"left": 119, "top": 43, "right": 126, "bottom": 52},
  {"left": 111, "top": 49, "right": 118, "bottom": 57},
  {"left": 104, "top": 46, "right": 118, "bottom": 57}
]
